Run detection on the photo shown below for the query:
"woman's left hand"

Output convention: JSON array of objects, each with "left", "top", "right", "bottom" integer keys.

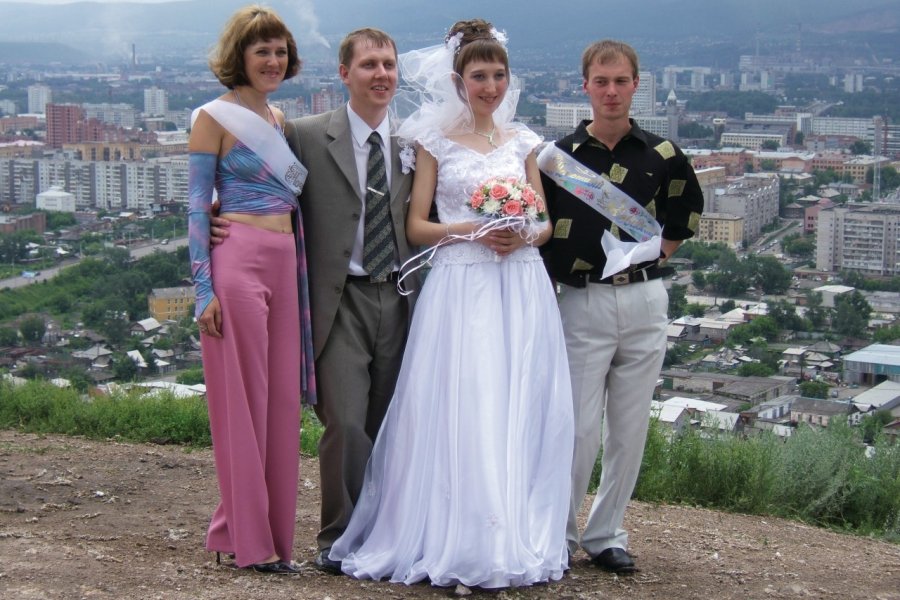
[{"left": 488, "top": 227, "right": 528, "bottom": 256}]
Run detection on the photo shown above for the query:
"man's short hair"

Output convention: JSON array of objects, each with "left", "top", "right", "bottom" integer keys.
[
  {"left": 338, "top": 28, "right": 397, "bottom": 68},
  {"left": 581, "top": 40, "right": 639, "bottom": 80}
]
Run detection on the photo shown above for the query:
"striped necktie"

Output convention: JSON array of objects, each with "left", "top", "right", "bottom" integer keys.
[{"left": 363, "top": 131, "right": 394, "bottom": 282}]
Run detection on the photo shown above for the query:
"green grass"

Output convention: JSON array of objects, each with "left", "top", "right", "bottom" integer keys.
[
  {"left": 0, "top": 379, "right": 322, "bottom": 455},
  {"left": 630, "top": 417, "right": 900, "bottom": 541}
]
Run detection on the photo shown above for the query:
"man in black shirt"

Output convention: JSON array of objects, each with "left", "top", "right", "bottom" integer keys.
[{"left": 541, "top": 40, "right": 703, "bottom": 574}]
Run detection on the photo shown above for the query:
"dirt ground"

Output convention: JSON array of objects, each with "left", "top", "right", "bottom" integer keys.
[{"left": 1, "top": 430, "right": 898, "bottom": 600}]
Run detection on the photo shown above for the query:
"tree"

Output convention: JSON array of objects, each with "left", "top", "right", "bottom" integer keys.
[
  {"left": 859, "top": 410, "right": 893, "bottom": 444},
  {"left": 753, "top": 256, "right": 791, "bottom": 294},
  {"left": 719, "top": 299, "right": 736, "bottom": 313},
  {"left": 782, "top": 233, "right": 815, "bottom": 259},
  {"left": 761, "top": 140, "right": 779, "bottom": 150},
  {"left": 19, "top": 315, "right": 46, "bottom": 344},
  {"left": 794, "top": 131, "right": 804, "bottom": 146},
  {"left": 833, "top": 291, "right": 872, "bottom": 337},
  {"left": 0, "top": 327, "right": 18, "bottom": 346},
  {"left": 686, "top": 303, "right": 706, "bottom": 317},
  {"left": 112, "top": 352, "right": 138, "bottom": 381},
  {"left": 668, "top": 284, "right": 688, "bottom": 318},
  {"left": 177, "top": 367, "right": 205, "bottom": 385},
  {"left": 799, "top": 380, "right": 829, "bottom": 399},
  {"left": 691, "top": 271, "right": 707, "bottom": 290},
  {"left": 678, "top": 122, "right": 713, "bottom": 139},
  {"left": 760, "top": 159, "right": 777, "bottom": 171},
  {"left": 768, "top": 299, "right": 806, "bottom": 332},
  {"left": 737, "top": 362, "right": 775, "bottom": 377},
  {"left": 805, "top": 291, "right": 827, "bottom": 328},
  {"left": 849, "top": 140, "right": 872, "bottom": 155},
  {"left": 61, "top": 367, "right": 92, "bottom": 393},
  {"left": 727, "top": 316, "right": 779, "bottom": 346}
]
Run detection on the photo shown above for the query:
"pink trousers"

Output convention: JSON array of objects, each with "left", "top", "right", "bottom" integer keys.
[{"left": 201, "top": 221, "right": 301, "bottom": 567}]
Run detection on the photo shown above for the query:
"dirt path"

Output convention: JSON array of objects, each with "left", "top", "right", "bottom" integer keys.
[{"left": 1, "top": 430, "right": 898, "bottom": 600}]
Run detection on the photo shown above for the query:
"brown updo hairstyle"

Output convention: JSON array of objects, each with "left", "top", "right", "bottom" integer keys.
[
  {"left": 446, "top": 18, "right": 509, "bottom": 78},
  {"left": 209, "top": 4, "right": 301, "bottom": 89}
]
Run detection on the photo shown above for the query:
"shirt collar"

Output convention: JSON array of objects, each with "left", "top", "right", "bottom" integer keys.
[
  {"left": 570, "top": 118, "right": 648, "bottom": 152},
  {"left": 346, "top": 104, "right": 391, "bottom": 149}
]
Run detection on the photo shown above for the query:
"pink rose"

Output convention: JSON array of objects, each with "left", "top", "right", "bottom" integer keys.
[
  {"left": 535, "top": 198, "right": 546, "bottom": 214},
  {"left": 507, "top": 177, "right": 518, "bottom": 185},
  {"left": 521, "top": 186, "right": 536, "bottom": 205},
  {"left": 490, "top": 183, "right": 509, "bottom": 200},
  {"left": 503, "top": 200, "right": 523, "bottom": 216},
  {"left": 471, "top": 190, "right": 485, "bottom": 209}
]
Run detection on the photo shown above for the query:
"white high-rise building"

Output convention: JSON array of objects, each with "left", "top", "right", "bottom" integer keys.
[
  {"left": 632, "top": 70, "right": 656, "bottom": 115},
  {"left": 27, "top": 84, "right": 52, "bottom": 114},
  {"left": 545, "top": 103, "right": 593, "bottom": 128},
  {"left": 144, "top": 86, "right": 168, "bottom": 117},
  {"left": 817, "top": 204, "right": 900, "bottom": 276}
]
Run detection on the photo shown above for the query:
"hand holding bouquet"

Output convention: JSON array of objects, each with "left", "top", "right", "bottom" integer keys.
[{"left": 469, "top": 176, "right": 548, "bottom": 223}]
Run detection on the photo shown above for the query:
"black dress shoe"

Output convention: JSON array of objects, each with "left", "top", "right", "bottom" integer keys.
[
  {"left": 249, "top": 560, "right": 299, "bottom": 574},
  {"left": 313, "top": 549, "right": 343, "bottom": 575},
  {"left": 590, "top": 548, "right": 638, "bottom": 574}
]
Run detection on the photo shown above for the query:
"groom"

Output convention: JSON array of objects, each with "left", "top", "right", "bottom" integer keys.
[{"left": 211, "top": 28, "right": 416, "bottom": 573}]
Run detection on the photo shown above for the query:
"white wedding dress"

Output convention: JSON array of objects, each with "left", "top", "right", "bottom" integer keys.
[{"left": 329, "top": 124, "right": 574, "bottom": 588}]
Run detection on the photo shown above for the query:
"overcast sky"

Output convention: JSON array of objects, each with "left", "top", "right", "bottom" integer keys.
[{"left": 0, "top": 0, "right": 182, "bottom": 3}]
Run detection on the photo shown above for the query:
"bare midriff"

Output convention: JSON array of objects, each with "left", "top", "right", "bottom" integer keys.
[{"left": 220, "top": 212, "right": 293, "bottom": 234}]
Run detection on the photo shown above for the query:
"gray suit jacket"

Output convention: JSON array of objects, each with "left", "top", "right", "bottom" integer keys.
[{"left": 285, "top": 105, "right": 416, "bottom": 359}]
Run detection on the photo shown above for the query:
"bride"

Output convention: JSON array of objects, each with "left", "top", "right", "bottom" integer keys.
[{"left": 328, "top": 18, "right": 574, "bottom": 589}]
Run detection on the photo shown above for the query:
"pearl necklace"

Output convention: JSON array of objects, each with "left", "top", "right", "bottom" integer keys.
[{"left": 473, "top": 127, "right": 497, "bottom": 148}]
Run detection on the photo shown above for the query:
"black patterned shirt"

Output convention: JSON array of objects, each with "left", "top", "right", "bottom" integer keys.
[{"left": 541, "top": 119, "right": 704, "bottom": 286}]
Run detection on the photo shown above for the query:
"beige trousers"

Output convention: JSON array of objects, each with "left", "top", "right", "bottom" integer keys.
[{"left": 557, "top": 278, "right": 668, "bottom": 556}]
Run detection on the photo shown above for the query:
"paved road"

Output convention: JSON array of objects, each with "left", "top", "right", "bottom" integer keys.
[{"left": 0, "top": 237, "right": 187, "bottom": 290}]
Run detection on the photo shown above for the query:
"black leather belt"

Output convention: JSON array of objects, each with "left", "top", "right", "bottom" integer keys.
[
  {"left": 346, "top": 271, "right": 400, "bottom": 284},
  {"left": 559, "top": 265, "right": 674, "bottom": 288}
]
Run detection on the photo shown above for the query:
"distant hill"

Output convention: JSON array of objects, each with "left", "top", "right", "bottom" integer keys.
[
  {"left": 0, "top": 0, "right": 897, "bottom": 64},
  {"left": 0, "top": 41, "right": 91, "bottom": 64}
]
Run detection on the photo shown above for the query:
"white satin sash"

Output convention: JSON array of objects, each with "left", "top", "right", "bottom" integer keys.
[
  {"left": 192, "top": 99, "right": 307, "bottom": 195},
  {"left": 537, "top": 144, "right": 662, "bottom": 278}
]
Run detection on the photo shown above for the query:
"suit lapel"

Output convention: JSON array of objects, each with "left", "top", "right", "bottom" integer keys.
[{"left": 326, "top": 106, "right": 360, "bottom": 198}]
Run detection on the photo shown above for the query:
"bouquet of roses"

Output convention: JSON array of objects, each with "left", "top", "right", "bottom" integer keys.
[{"left": 469, "top": 176, "right": 548, "bottom": 222}]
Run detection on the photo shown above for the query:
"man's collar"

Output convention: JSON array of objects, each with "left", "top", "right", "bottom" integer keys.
[
  {"left": 570, "top": 119, "right": 648, "bottom": 151},
  {"left": 346, "top": 104, "right": 391, "bottom": 148}
]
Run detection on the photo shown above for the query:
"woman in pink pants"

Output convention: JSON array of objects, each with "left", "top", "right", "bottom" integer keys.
[{"left": 187, "top": 4, "right": 315, "bottom": 574}]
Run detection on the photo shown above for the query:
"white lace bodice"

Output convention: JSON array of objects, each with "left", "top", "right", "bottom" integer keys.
[{"left": 417, "top": 124, "right": 544, "bottom": 266}]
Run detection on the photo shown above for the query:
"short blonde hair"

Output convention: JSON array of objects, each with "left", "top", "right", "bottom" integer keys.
[
  {"left": 209, "top": 4, "right": 301, "bottom": 89},
  {"left": 338, "top": 28, "right": 397, "bottom": 68},
  {"left": 581, "top": 40, "right": 639, "bottom": 80}
]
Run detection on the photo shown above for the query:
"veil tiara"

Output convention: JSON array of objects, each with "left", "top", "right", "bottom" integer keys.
[{"left": 445, "top": 27, "right": 509, "bottom": 56}]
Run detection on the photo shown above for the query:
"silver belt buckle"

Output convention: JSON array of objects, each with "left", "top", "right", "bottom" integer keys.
[{"left": 612, "top": 273, "right": 630, "bottom": 286}]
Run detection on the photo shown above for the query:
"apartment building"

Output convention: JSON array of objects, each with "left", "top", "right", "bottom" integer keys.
[
  {"left": 0, "top": 155, "right": 189, "bottom": 212},
  {"left": 710, "top": 174, "right": 779, "bottom": 244},
  {"left": 545, "top": 103, "right": 592, "bottom": 128},
  {"left": 696, "top": 212, "right": 743, "bottom": 249},
  {"left": 816, "top": 203, "right": 900, "bottom": 276},
  {"left": 148, "top": 286, "right": 195, "bottom": 321}
]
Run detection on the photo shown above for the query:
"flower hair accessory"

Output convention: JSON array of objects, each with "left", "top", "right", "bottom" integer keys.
[
  {"left": 445, "top": 31, "right": 463, "bottom": 54},
  {"left": 489, "top": 28, "right": 508, "bottom": 47}
]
